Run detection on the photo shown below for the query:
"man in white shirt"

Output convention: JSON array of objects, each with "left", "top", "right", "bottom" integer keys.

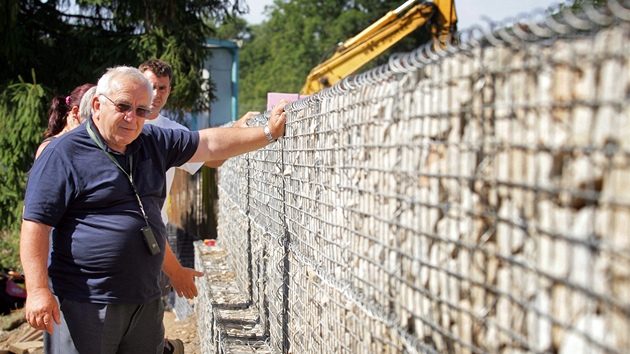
[
  {"left": 140, "top": 59, "right": 258, "bottom": 223},
  {"left": 140, "top": 59, "right": 203, "bottom": 354},
  {"left": 139, "top": 59, "right": 258, "bottom": 354}
]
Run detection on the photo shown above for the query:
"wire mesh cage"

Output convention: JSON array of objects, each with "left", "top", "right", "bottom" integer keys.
[{"left": 196, "top": 1, "right": 630, "bottom": 353}]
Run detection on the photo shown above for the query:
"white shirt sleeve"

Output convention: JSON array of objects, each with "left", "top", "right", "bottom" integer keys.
[{"left": 179, "top": 160, "right": 204, "bottom": 175}]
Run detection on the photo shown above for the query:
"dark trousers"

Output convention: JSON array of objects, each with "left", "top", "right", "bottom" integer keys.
[{"left": 44, "top": 297, "right": 164, "bottom": 354}]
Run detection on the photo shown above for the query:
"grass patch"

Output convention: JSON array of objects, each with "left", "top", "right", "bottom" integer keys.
[{"left": 0, "top": 310, "right": 25, "bottom": 331}]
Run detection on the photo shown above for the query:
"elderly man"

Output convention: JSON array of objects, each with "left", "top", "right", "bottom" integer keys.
[{"left": 20, "top": 66, "right": 287, "bottom": 353}]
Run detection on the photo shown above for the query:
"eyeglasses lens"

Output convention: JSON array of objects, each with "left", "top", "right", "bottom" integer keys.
[
  {"left": 113, "top": 103, "right": 150, "bottom": 118},
  {"left": 102, "top": 95, "right": 151, "bottom": 118}
]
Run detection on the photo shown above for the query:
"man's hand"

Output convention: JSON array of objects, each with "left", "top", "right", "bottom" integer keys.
[
  {"left": 268, "top": 100, "right": 288, "bottom": 140},
  {"left": 169, "top": 267, "right": 204, "bottom": 299},
  {"left": 163, "top": 243, "right": 203, "bottom": 299},
  {"left": 191, "top": 99, "right": 290, "bottom": 163},
  {"left": 24, "top": 287, "right": 61, "bottom": 334},
  {"left": 20, "top": 220, "right": 59, "bottom": 334},
  {"left": 234, "top": 111, "right": 260, "bottom": 128}
]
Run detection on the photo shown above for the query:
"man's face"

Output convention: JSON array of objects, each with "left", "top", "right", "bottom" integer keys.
[
  {"left": 92, "top": 79, "right": 152, "bottom": 153},
  {"left": 143, "top": 70, "right": 171, "bottom": 120}
]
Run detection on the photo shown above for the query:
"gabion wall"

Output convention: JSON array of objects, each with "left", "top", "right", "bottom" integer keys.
[{"left": 198, "top": 2, "right": 630, "bottom": 353}]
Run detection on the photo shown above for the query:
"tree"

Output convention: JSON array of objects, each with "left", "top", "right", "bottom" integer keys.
[
  {"left": 0, "top": 0, "right": 248, "bottom": 249},
  {"left": 211, "top": 16, "right": 252, "bottom": 41},
  {"left": 0, "top": 73, "right": 47, "bottom": 231},
  {"left": 237, "top": 0, "right": 433, "bottom": 112}
]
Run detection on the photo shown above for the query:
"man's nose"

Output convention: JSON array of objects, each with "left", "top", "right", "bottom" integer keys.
[{"left": 123, "top": 110, "right": 140, "bottom": 121}]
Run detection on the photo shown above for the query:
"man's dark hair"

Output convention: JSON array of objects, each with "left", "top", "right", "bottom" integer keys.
[{"left": 139, "top": 59, "right": 173, "bottom": 81}]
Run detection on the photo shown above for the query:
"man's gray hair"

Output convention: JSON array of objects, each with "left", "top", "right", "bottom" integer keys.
[
  {"left": 95, "top": 66, "right": 153, "bottom": 100},
  {"left": 79, "top": 86, "right": 96, "bottom": 123}
]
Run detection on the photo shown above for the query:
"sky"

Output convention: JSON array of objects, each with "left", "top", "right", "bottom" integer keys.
[{"left": 241, "top": 0, "right": 562, "bottom": 30}]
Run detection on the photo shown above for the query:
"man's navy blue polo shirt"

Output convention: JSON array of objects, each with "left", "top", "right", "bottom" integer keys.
[{"left": 23, "top": 122, "right": 199, "bottom": 304}]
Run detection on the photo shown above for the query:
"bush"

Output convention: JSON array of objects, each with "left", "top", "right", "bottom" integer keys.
[{"left": 0, "top": 230, "right": 21, "bottom": 273}]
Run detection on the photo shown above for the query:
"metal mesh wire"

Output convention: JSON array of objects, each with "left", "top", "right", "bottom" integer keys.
[{"left": 208, "top": 1, "right": 630, "bottom": 353}]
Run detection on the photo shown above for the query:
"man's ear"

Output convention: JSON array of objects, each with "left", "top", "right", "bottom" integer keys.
[
  {"left": 71, "top": 106, "right": 80, "bottom": 122},
  {"left": 91, "top": 96, "right": 100, "bottom": 118}
]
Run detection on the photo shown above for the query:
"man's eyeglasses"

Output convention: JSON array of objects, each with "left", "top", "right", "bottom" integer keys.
[{"left": 100, "top": 95, "right": 152, "bottom": 118}]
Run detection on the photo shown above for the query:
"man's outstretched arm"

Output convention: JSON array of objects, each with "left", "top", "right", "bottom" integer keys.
[
  {"left": 189, "top": 100, "right": 288, "bottom": 163},
  {"left": 202, "top": 110, "right": 261, "bottom": 168}
]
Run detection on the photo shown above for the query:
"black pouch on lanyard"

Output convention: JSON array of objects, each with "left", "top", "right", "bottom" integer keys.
[{"left": 141, "top": 225, "right": 161, "bottom": 256}]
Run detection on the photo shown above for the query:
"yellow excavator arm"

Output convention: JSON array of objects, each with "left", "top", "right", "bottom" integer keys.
[{"left": 300, "top": 0, "right": 457, "bottom": 95}]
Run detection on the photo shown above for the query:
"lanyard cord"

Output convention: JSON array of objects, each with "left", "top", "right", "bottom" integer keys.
[{"left": 86, "top": 119, "right": 151, "bottom": 227}]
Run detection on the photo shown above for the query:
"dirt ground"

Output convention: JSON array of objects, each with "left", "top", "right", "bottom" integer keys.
[
  {"left": 0, "top": 309, "right": 201, "bottom": 354},
  {"left": 164, "top": 309, "right": 201, "bottom": 354}
]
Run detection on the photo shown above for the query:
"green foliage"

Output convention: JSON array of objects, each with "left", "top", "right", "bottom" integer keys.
[
  {"left": 0, "top": 72, "right": 48, "bottom": 234},
  {"left": 212, "top": 17, "right": 251, "bottom": 40},
  {"left": 237, "top": 0, "right": 611, "bottom": 113},
  {"left": 237, "top": 0, "right": 434, "bottom": 113},
  {"left": 0, "top": 0, "right": 247, "bottom": 238},
  {"left": 0, "top": 230, "right": 22, "bottom": 273},
  {"left": 1, "top": 0, "right": 250, "bottom": 117}
]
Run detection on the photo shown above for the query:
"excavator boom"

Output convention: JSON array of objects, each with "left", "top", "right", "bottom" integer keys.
[{"left": 300, "top": 0, "right": 457, "bottom": 95}]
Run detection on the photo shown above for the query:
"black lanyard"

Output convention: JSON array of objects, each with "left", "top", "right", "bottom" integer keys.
[{"left": 86, "top": 119, "right": 151, "bottom": 228}]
